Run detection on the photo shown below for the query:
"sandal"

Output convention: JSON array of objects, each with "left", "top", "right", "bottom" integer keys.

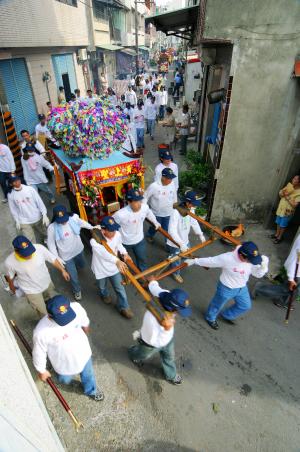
[
  {"left": 269, "top": 234, "right": 277, "bottom": 239},
  {"left": 273, "top": 238, "right": 283, "bottom": 244}
]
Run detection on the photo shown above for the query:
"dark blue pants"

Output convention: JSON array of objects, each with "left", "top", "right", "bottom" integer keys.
[
  {"left": 0, "top": 171, "right": 11, "bottom": 198},
  {"left": 124, "top": 239, "right": 147, "bottom": 271}
]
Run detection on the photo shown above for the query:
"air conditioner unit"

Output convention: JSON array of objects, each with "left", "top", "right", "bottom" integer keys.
[{"left": 78, "top": 48, "right": 88, "bottom": 61}]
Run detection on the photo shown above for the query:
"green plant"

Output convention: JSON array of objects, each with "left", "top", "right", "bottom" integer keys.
[
  {"left": 195, "top": 205, "right": 207, "bottom": 217},
  {"left": 179, "top": 150, "right": 212, "bottom": 191}
]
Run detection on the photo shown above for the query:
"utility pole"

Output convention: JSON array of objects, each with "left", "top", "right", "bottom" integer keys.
[{"left": 135, "top": 0, "right": 139, "bottom": 75}]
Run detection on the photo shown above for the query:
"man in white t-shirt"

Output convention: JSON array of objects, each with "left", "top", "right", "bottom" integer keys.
[
  {"left": 145, "top": 167, "right": 177, "bottom": 243},
  {"left": 128, "top": 277, "right": 191, "bottom": 385},
  {"left": 20, "top": 130, "right": 46, "bottom": 156},
  {"left": 125, "top": 85, "right": 137, "bottom": 106},
  {"left": 113, "top": 189, "right": 160, "bottom": 271},
  {"left": 47, "top": 205, "right": 99, "bottom": 301},
  {"left": 186, "top": 241, "right": 269, "bottom": 330},
  {"left": 133, "top": 100, "right": 145, "bottom": 148},
  {"left": 8, "top": 176, "right": 50, "bottom": 243},
  {"left": 35, "top": 114, "right": 60, "bottom": 149},
  {"left": 32, "top": 294, "right": 104, "bottom": 401},
  {"left": 145, "top": 96, "right": 158, "bottom": 140},
  {"left": 155, "top": 149, "right": 179, "bottom": 192},
  {"left": 167, "top": 191, "right": 206, "bottom": 284},
  {"left": 0, "top": 140, "right": 16, "bottom": 203},
  {"left": 5, "top": 235, "right": 70, "bottom": 316},
  {"left": 90, "top": 216, "right": 133, "bottom": 319},
  {"left": 21, "top": 144, "right": 55, "bottom": 204}
]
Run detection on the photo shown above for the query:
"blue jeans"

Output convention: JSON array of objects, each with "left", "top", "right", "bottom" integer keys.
[
  {"left": 205, "top": 281, "right": 252, "bottom": 322},
  {"left": 65, "top": 251, "right": 85, "bottom": 294},
  {"left": 128, "top": 338, "right": 176, "bottom": 381},
  {"left": 159, "top": 105, "right": 165, "bottom": 120},
  {"left": 147, "top": 215, "right": 170, "bottom": 238},
  {"left": 32, "top": 182, "right": 55, "bottom": 201},
  {"left": 167, "top": 243, "right": 190, "bottom": 276},
  {"left": 147, "top": 119, "right": 156, "bottom": 137},
  {"left": 0, "top": 171, "right": 11, "bottom": 198},
  {"left": 57, "top": 357, "right": 97, "bottom": 396},
  {"left": 97, "top": 272, "right": 129, "bottom": 311},
  {"left": 124, "top": 239, "right": 147, "bottom": 272},
  {"left": 136, "top": 128, "right": 145, "bottom": 148}
]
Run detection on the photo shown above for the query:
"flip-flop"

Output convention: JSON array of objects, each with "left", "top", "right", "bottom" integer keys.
[{"left": 273, "top": 238, "right": 283, "bottom": 244}]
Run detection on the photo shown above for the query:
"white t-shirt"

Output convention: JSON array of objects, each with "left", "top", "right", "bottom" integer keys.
[
  {"left": 145, "top": 103, "right": 157, "bottom": 120},
  {"left": 193, "top": 247, "right": 269, "bottom": 289},
  {"left": 155, "top": 162, "right": 179, "bottom": 192},
  {"left": 144, "top": 180, "right": 177, "bottom": 217},
  {"left": 284, "top": 234, "right": 300, "bottom": 280},
  {"left": 140, "top": 281, "right": 174, "bottom": 348},
  {"left": 125, "top": 90, "right": 137, "bottom": 106},
  {"left": 21, "top": 140, "right": 46, "bottom": 155},
  {"left": 5, "top": 244, "right": 56, "bottom": 294},
  {"left": 167, "top": 208, "right": 203, "bottom": 249},
  {"left": 8, "top": 184, "right": 47, "bottom": 224},
  {"left": 133, "top": 107, "right": 145, "bottom": 129},
  {"left": 22, "top": 154, "right": 54, "bottom": 185},
  {"left": 113, "top": 204, "right": 160, "bottom": 245},
  {"left": 32, "top": 302, "right": 91, "bottom": 375},
  {"left": 90, "top": 232, "right": 127, "bottom": 279},
  {"left": 0, "top": 144, "right": 16, "bottom": 173},
  {"left": 47, "top": 214, "right": 93, "bottom": 261},
  {"left": 35, "top": 123, "right": 52, "bottom": 140}
]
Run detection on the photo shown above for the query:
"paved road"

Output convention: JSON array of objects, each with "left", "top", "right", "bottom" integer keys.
[{"left": 1, "top": 126, "right": 300, "bottom": 451}]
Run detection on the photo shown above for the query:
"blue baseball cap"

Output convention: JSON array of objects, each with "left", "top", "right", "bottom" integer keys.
[
  {"left": 100, "top": 216, "right": 120, "bottom": 231},
  {"left": 12, "top": 235, "right": 36, "bottom": 257},
  {"left": 159, "top": 149, "right": 172, "bottom": 160},
  {"left": 53, "top": 205, "right": 69, "bottom": 223},
  {"left": 159, "top": 289, "right": 191, "bottom": 317},
  {"left": 46, "top": 295, "right": 76, "bottom": 326},
  {"left": 162, "top": 167, "right": 176, "bottom": 179},
  {"left": 238, "top": 241, "right": 262, "bottom": 265},
  {"left": 9, "top": 175, "right": 21, "bottom": 184},
  {"left": 126, "top": 188, "right": 143, "bottom": 202},
  {"left": 183, "top": 190, "right": 201, "bottom": 206},
  {"left": 24, "top": 143, "right": 36, "bottom": 153}
]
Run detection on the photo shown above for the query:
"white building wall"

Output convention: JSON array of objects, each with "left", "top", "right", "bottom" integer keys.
[{"left": 0, "top": 0, "right": 89, "bottom": 47}]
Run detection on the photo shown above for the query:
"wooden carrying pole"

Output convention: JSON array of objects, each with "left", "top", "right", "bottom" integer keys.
[
  {"left": 133, "top": 239, "right": 215, "bottom": 280},
  {"left": 10, "top": 320, "right": 83, "bottom": 432},
  {"left": 173, "top": 203, "right": 241, "bottom": 246},
  {"left": 145, "top": 218, "right": 181, "bottom": 248}
]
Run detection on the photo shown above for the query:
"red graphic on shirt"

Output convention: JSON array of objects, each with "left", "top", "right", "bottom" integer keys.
[{"left": 232, "top": 267, "right": 245, "bottom": 275}]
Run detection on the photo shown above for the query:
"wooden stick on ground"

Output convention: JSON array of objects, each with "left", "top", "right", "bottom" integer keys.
[{"left": 10, "top": 320, "right": 83, "bottom": 432}]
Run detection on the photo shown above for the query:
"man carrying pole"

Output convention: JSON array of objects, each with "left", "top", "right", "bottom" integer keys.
[
  {"left": 167, "top": 191, "right": 206, "bottom": 283},
  {"left": 32, "top": 294, "right": 104, "bottom": 401},
  {"left": 282, "top": 234, "right": 300, "bottom": 321},
  {"left": 128, "top": 277, "right": 191, "bottom": 385},
  {"left": 186, "top": 241, "right": 269, "bottom": 330}
]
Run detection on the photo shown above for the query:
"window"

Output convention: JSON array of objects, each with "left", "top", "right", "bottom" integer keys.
[
  {"left": 93, "top": 1, "right": 108, "bottom": 20},
  {"left": 56, "top": 0, "right": 78, "bottom": 7}
]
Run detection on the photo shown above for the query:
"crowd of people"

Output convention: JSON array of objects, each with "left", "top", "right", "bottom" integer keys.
[{"left": 0, "top": 69, "right": 299, "bottom": 406}]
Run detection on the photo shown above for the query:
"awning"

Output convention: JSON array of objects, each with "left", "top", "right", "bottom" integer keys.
[
  {"left": 138, "top": 46, "right": 150, "bottom": 52},
  {"left": 145, "top": 5, "right": 198, "bottom": 41},
  {"left": 97, "top": 44, "right": 124, "bottom": 51},
  {"left": 120, "top": 48, "right": 136, "bottom": 56},
  {"left": 94, "top": 0, "right": 127, "bottom": 9}
]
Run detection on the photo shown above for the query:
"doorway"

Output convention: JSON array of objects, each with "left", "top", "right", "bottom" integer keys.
[{"left": 62, "top": 73, "right": 72, "bottom": 101}]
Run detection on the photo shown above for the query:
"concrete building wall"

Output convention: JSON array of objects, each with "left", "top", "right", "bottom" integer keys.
[
  {"left": 202, "top": 0, "right": 300, "bottom": 223},
  {"left": 0, "top": 0, "right": 89, "bottom": 48}
]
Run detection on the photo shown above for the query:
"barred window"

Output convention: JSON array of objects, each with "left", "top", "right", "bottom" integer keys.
[{"left": 56, "top": 0, "right": 78, "bottom": 7}]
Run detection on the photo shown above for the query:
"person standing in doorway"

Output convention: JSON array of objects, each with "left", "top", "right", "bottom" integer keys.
[
  {"left": 0, "top": 140, "right": 16, "bottom": 203},
  {"left": 100, "top": 72, "right": 108, "bottom": 93},
  {"left": 58, "top": 86, "right": 65, "bottom": 104},
  {"left": 272, "top": 175, "right": 300, "bottom": 244}
]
